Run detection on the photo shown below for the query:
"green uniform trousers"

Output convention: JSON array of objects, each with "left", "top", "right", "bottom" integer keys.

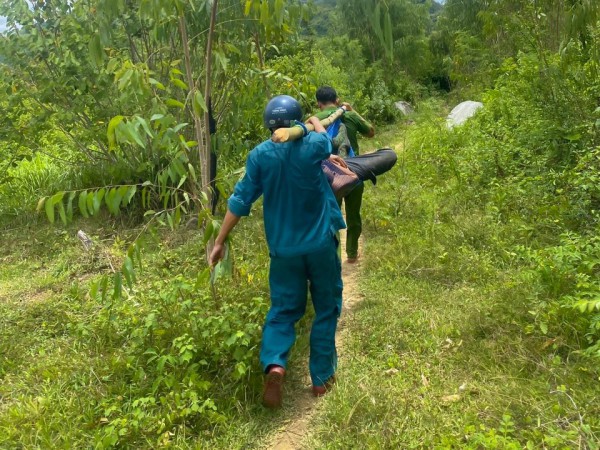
[{"left": 338, "top": 182, "right": 364, "bottom": 259}]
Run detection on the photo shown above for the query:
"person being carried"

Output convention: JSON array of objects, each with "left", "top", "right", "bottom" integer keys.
[
  {"left": 315, "top": 86, "right": 375, "bottom": 263},
  {"left": 209, "top": 95, "right": 346, "bottom": 409}
]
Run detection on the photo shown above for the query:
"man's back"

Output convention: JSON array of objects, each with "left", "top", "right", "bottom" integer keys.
[
  {"left": 228, "top": 132, "right": 345, "bottom": 258},
  {"left": 315, "top": 106, "right": 372, "bottom": 154}
]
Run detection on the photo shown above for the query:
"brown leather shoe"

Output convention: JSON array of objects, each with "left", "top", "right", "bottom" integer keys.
[
  {"left": 263, "top": 366, "right": 285, "bottom": 408},
  {"left": 312, "top": 375, "right": 336, "bottom": 397}
]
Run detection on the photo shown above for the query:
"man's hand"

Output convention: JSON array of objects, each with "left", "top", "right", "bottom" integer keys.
[
  {"left": 328, "top": 154, "right": 348, "bottom": 168},
  {"left": 209, "top": 242, "right": 226, "bottom": 267},
  {"left": 341, "top": 102, "right": 353, "bottom": 111},
  {"left": 306, "top": 116, "right": 326, "bottom": 133}
]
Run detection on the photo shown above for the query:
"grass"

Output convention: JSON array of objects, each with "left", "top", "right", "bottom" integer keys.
[
  {"left": 306, "top": 119, "right": 600, "bottom": 449},
  {"left": 0, "top": 212, "right": 299, "bottom": 448},
  {"left": 1, "top": 108, "right": 599, "bottom": 448}
]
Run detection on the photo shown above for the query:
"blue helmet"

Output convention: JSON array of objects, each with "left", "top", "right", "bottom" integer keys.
[{"left": 263, "top": 95, "right": 303, "bottom": 129}]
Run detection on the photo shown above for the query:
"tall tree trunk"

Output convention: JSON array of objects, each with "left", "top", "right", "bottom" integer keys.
[
  {"left": 178, "top": 13, "right": 205, "bottom": 192},
  {"left": 203, "top": 0, "right": 219, "bottom": 205},
  {"left": 254, "top": 32, "right": 270, "bottom": 99}
]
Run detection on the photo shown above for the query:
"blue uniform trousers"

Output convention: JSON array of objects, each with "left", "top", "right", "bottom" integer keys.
[{"left": 260, "top": 239, "right": 343, "bottom": 387}]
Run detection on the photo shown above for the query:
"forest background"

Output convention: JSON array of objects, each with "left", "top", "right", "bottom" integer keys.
[{"left": 0, "top": 0, "right": 599, "bottom": 448}]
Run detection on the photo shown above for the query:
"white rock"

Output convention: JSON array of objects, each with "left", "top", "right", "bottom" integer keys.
[
  {"left": 446, "top": 101, "right": 483, "bottom": 128},
  {"left": 394, "top": 101, "right": 414, "bottom": 116}
]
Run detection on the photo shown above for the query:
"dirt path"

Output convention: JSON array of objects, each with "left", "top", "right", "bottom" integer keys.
[{"left": 264, "top": 234, "right": 364, "bottom": 450}]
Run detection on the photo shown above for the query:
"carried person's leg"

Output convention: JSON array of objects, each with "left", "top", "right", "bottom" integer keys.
[
  {"left": 306, "top": 239, "right": 343, "bottom": 391},
  {"left": 344, "top": 182, "right": 364, "bottom": 260}
]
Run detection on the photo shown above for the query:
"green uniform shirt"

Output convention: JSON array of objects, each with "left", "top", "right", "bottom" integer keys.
[{"left": 315, "top": 106, "right": 372, "bottom": 155}]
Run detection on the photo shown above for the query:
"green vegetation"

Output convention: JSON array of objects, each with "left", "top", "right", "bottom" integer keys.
[
  {"left": 1, "top": 0, "right": 600, "bottom": 447},
  {"left": 309, "top": 121, "right": 600, "bottom": 448}
]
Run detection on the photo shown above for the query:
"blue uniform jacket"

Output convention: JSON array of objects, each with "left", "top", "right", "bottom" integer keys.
[{"left": 228, "top": 131, "right": 346, "bottom": 258}]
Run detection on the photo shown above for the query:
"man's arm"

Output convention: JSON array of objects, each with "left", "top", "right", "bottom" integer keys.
[
  {"left": 306, "top": 116, "right": 326, "bottom": 133},
  {"left": 341, "top": 102, "right": 375, "bottom": 137},
  {"left": 208, "top": 210, "right": 240, "bottom": 266},
  {"left": 305, "top": 116, "right": 348, "bottom": 168},
  {"left": 209, "top": 152, "right": 262, "bottom": 265}
]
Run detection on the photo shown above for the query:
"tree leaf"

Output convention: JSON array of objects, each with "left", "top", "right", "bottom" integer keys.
[
  {"left": 171, "top": 78, "right": 189, "bottom": 90},
  {"left": 166, "top": 99, "right": 185, "bottom": 109},
  {"left": 203, "top": 218, "right": 214, "bottom": 245},
  {"left": 107, "top": 115, "right": 125, "bottom": 150},
  {"left": 88, "top": 33, "right": 105, "bottom": 68},
  {"left": 136, "top": 116, "right": 154, "bottom": 139},
  {"left": 149, "top": 78, "right": 166, "bottom": 90},
  {"left": 78, "top": 191, "right": 89, "bottom": 218},
  {"left": 66, "top": 191, "right": 76, "bottom": 222},
  {"left": 244, "top": 0, "right": 252, "bottom": 16},
  {"left": 123, "top": 122, "right": 145, "bottom": 148},
  {"left": 113, "top": 272, "right": 122, "bottom": 300},
  {"left": 45, "top": 196, "right": 55, "bottom": 223},
  {"left": 93, "top": 188, "right": 105, "bottom": 215},
  {"left": 100, "top": 275, "right": 109, "bottom": 303},
  {"left": 187, "top": 163, "right": 197, "bottom": 182},
  {"left": 123, "top": 186, "right": 137, "bottom": 206},
  {"left": 57, "top": 200, "right": 67, "bottom": 225},
  {"left": 123, "top": 256, "right": 135, "bottom": 289},
  {"left": 193, "top": 91, "right": 207, "bottom": 116},
  {"left": 384, "top": 10, "right": 393, "bottom": 58},
  {"left": 86, "top": 191, "right": 95, "bottom": 216},
  {"left": 195, "top": 267, "right": 211, "bottom": 288},
  {"left": 37, "top": 197, "right": 46, "bottom": 213}
]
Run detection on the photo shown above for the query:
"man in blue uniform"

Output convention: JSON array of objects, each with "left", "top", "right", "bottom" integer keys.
[{"left": 209, "top": 95, "right": 346, "bottom": 408}]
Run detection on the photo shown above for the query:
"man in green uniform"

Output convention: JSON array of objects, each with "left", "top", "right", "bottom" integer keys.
[{"left": 315, "top": 86, "right": 375, "bottom": 263}]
